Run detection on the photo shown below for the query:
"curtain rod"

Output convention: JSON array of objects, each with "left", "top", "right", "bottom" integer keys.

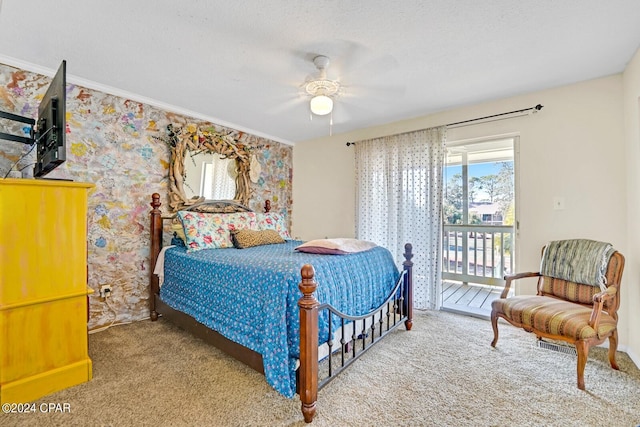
[
  {"left": 446, "top": 103, "right": 543, "bottom": 127},
  {"left": 346, "top": 104, "right": 543, "bottom": 146}
]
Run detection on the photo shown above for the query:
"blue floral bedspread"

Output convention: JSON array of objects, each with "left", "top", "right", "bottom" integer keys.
[{"left": 159, "top": 240, "right": 400, "bottom": 398}]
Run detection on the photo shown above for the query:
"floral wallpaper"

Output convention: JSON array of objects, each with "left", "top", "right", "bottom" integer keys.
[{"left": 0, "top": 62, "right": 293, "bottom": 328}]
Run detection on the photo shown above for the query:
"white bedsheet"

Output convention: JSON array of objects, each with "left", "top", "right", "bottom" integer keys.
[{"left": 153, "top": 245, "right": 175, "bottom": 287}]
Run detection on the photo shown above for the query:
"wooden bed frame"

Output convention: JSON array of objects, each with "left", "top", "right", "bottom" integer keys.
[{"left": 148, "top": 193, "right": 414, "bottom": 423}]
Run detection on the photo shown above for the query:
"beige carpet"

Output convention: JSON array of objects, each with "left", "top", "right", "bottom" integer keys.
[{"left": 3, "top": 310, "right": 639, "bottom": 427}]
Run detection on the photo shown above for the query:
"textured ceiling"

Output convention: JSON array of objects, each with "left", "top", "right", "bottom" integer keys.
[{"left": 1, "top": 1, "right": 639, "bottom": 144}]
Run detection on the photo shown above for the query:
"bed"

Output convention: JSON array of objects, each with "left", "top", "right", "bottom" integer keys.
[{"left": 148, "top": 193, "right": 414, "bottom": 423}]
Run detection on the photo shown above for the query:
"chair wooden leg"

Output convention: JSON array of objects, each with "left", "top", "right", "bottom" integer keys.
[
  {"left": 490, "top": 311, "right": 499, "bottom": 347},
  {"left": 575, "top": 340, "right": 589, "bottom": 390},
  {"left": 608, "top": 330, "right": 620, "bottom": 370}
]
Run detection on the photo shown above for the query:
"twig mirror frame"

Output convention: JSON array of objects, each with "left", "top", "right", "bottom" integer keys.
[{"left": 167, "top": 124, "right": 251, "bottom": 212}]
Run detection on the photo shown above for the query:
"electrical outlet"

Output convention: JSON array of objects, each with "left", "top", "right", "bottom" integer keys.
[{"left": 99, "top": 284, "right": 112, "bottom": 298}]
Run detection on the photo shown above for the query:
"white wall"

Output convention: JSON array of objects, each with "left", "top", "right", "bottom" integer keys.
[
  {"left": 622, "top": 47, "right": 640, "bottom": 365},
  {"left": 291, "top": 136, "right": 356, "bottom": 240},
  {"left": 293, "top": 74, "right": 634, "bottom": 357}
]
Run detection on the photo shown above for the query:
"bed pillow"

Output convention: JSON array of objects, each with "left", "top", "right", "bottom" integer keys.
[
  {"left": 171, "top": 219, "right": 186, "bottom": 244},
  {"left": 295, "top": 238, "right": 377, "bottom": 255},
  {"left": 255, "top": 212, "right": 291, "bottom": 239},
  {"left": 231, "top": 229, "right": 285, "bottom": 249},
  {"left": 177, "top": 211, "right": 257, "bottom": 252}
]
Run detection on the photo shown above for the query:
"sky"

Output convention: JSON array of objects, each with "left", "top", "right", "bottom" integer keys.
[
  {"left": 445, "top": 161, "right": 503, "bottom": 180},
  {"left": 445, "top": 161, "right": 512, "bottom": 203}
]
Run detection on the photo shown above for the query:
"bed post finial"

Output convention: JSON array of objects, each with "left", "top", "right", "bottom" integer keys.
[
  {"left": 149, "top": 193, "right": 163, "bottom": 321},
  {"left": 298, "top": 264, "right": 319, "bottom": 423},
  {"left": 264, "top": 199, "right": 271, "bottom": 213},
  {"left": 151, "top": 193, "right": 161, "bottom": 210},
  {"left": 403, "top": 243, "right": 414, "bottom": 331}
]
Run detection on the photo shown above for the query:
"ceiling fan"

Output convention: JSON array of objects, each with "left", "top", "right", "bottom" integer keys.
[
  {"left": 267, "top": 45, "right": 403, "bottom": 135},
  {"left": 304, "top": 55, "right": 341, "bottom": 116}
]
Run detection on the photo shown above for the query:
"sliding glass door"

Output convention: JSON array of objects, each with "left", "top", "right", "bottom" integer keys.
[{"left": 442, "top": 137, "right": 517, "bottom": 315}]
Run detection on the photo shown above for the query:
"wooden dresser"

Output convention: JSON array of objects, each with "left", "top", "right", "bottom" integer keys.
[{"left": 0, "top": 178, "right": 94, "bottom": 404}]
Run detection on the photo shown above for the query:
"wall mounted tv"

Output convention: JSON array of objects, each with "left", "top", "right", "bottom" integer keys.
[
  {"left": 34, "top": 60, "right": 67, "bottom": 177},
  {"left": 0, "top": 60, "right": 67, "bottom": 178}
]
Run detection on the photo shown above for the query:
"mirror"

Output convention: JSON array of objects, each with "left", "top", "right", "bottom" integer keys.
[
  {"left": 184, "top": 153, "right": 237, "bottom": 200},
  {"left": 167, "top": 124, "right": 252, "bottom": 212}
]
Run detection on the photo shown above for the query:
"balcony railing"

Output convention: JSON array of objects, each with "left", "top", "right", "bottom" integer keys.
[{"left": 442, "top": 224, "right": 514, "bottom": 287}]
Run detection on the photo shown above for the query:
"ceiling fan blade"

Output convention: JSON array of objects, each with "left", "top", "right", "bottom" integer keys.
[
  {"left": 341, "top": 81, "right": 406, "bottom": 102},
  {"left": 328, "top": 41, "right": 400, "bottom": 81},
  {"left": 265, "top": 95, "right": 307, "bottom": 115},
  {"left": 283, "top": 41, "right": 406, "bottom": 129},
  {"left": 330, "top": 98, "right": 374, "bottom": 125},
  {"left": 329, "top": 40, "right": 372, "bottom": 78}
]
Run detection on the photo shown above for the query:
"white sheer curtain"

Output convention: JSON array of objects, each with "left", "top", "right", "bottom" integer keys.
[
  {"left": 202, "top": 157, "right": 236, "bottom": 200},
  {"left": 355, "top": 127, "right": 446, "bottom": 309}
]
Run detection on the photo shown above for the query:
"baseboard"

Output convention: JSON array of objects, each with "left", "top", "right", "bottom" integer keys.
[
  {"left": 592, "top": 342, "right": 639, "bottom": 370},
  {"left": 629, "top": 350, "right": 640, "bottom": 369},
  {"left": 0, "top": 359, "right": 92, "bottom": 404},
  {"left": 618, "top": 344, "right": 640, "bottom": 369}
]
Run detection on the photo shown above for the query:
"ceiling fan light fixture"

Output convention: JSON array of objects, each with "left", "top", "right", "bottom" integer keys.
[{"left": 310, "top": 95, "right": 333, "bottom": 116}]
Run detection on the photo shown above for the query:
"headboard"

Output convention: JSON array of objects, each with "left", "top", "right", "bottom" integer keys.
[{"left": 148, "top": 193, "right": 271, "bottom": 319}]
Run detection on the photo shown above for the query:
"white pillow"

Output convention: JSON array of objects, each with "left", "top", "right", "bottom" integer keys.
[{"left": 295, "top": 238, "right": 377, "bottom": 255}]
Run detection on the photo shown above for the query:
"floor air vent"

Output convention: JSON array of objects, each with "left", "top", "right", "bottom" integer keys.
[{"left": 537, "top": 340, "right": 577, "bottom": 356}]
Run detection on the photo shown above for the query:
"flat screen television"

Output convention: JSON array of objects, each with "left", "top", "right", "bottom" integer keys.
[{"left": 33, "top": 60, "right": 66, "bottom": 178}]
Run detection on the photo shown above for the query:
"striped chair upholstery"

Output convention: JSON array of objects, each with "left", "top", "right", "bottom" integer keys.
[
  {"left": 491, "top": 295, "right": 617, "bottom": 341},
  {"left": 540, "top": 276, "right": 601, "bottom": 305},
  {"left": 490, "top": 243, "right": 625, "bottom": 391}
]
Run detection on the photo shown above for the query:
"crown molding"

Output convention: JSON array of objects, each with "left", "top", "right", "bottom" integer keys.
[{"left": 0, "top": 54, "right": 294, "bottom": 146}]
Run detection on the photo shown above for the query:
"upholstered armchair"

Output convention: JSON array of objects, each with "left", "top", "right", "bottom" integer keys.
[{"left": 490, "top": 239, "right": 625, "bottom": 390}]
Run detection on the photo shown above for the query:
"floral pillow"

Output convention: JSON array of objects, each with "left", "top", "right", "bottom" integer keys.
[
  {"left": 225, "top": 212, "right": 257, "bottom": 233},
  {"left": 255, "top": 212, "right": 291, "bottom": 239},
  {"left": 177, "top": 211, "right": 257, "bottom": 252}
]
